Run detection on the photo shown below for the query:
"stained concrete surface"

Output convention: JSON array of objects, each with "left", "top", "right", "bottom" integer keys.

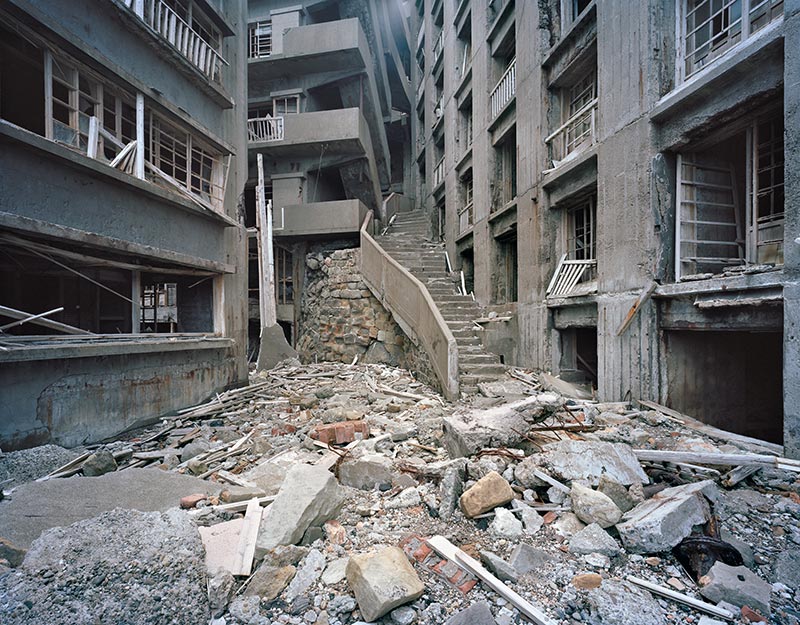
[{"left": 0, "top": 468, "right": 222, "bottom": 548}]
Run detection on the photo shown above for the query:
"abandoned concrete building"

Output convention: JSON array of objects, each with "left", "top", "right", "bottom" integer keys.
[
  {"left": 0, "top": 0, "right": 798, "bottom": 457},
  {"left": 0, "top": 0, "right": 249, "bottom": 449},
  {"left": 409, "top": 0, "right": 799, "bottom": 454},
  {"left": 244, "top": 0, "right": 415, "bottom": 352}
]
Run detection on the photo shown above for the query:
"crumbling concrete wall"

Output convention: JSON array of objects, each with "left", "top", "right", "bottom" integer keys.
[{"left": 296, "top": 248, "right": 437, "bottom": 390}]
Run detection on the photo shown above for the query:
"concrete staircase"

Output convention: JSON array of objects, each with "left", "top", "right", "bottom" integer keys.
[{"left": 376, "top": 210, "right": 505, "bottom": 395}]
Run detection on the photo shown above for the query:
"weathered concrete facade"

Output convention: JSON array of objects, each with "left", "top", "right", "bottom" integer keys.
[
  {"left": 0, "top": 0, "right": 248, "bottom": 449},
  {"left": 244, "top": 0, "right": 414, "bottom": 348},
  {"left": 415, "top": 0, "right": 796, "bottom": 453}
]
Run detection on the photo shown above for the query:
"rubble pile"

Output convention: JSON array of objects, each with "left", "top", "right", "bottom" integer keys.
[{"left": 0, "top": 360, "right": 799, "bottom": 625}]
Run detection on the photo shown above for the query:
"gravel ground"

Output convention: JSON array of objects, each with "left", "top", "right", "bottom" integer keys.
[{"left": 0, "top": 445, "right": 81, "bottom": 489}]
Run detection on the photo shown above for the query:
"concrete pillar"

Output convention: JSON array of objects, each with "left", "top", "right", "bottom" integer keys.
[
  {"left": 270, "top": 6, "right": 303, "bottom": 55},
  {"left": 783, "top": 0, "right": 800, "bottom": 458}
]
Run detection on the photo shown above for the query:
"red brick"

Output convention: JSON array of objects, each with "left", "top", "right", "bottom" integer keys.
[
  {"left": 180, "top": 493, "right": 207, "bottom": 509},
  {"left": 310, "top": 421, "right": 370, "bottom": 444}
]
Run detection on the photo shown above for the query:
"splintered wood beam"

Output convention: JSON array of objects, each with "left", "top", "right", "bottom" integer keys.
[
  {"left": 616, "top": 282, "right": 657, "bottom": 336},
  {"left": 231, "top": 498, "right": 263, "bottom": 577},
  {"left": 626, "top": 576, "right": 734, "bottom": 620}
]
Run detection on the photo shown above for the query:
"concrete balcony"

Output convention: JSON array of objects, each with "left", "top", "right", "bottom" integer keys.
[
  {"left": 273, "top": 199, "right": 368, "bottom": 238},
  {"left": 248, "top": 108, "right": 372, "bottom": 158},
  {"left": 248, "top": 18, "right": 370, "bottom": 89}
]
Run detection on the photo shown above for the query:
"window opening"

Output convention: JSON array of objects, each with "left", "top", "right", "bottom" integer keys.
[
  {"left": 275, "top": 245, "right": 293, "bottom": 305},
  {"left": 682, "top": 0, "right": 783, "bottom": 79}
]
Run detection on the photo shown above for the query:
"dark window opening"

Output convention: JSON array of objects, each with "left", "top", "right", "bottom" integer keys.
[
  {"left": 0, "top": 27, "right": 45, "bottom": 136},
  {"left": 493, "top": 232, "right": 517, "bottom": 303}
]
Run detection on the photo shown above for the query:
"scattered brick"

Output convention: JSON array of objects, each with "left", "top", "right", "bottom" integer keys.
[
  {"left": 179, "top": 493, "right": 207, "bottom": 509},
  {"left": 310, "top": 420, "right": 370, "bottom": 445}
]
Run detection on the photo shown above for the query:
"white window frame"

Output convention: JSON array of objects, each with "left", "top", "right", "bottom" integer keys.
[
  {"left": 248, "top": 20, "right": 273, "bottom": 59},
  {"left": 674, "top": 112, "right": 784, "bottom": 279},
  {"left": 676, "top": 0, "right": 784, "bottom": 83}
]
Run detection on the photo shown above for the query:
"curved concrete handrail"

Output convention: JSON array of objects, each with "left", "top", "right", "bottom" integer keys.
[{"left": 359, "top": 205, "right": 459, "bottom": 400}]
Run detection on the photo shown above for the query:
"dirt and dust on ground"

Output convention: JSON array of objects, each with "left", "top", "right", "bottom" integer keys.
[{"left": 0, "top": 359, "right": 799, "bottom": 625}]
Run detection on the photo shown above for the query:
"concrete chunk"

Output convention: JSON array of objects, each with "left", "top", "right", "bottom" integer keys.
[
  {"left": 256, "top": 464, "right": 344, "bottom": 557},
  {"left": 339, "top": 454, "right": 395, "bottom": 490},
  {"left": 699, "top": 562, "right": 772, "bottom": 616},
  {"left": 616, "top": 480, "right": 717, "bottom": 553},
  {"left": 540, "top": 440, "right": 649, "bottom": 486},
  {"left": 569, "top": 523, "right": 622, "bottom": 556},
  {"left": 345, "top": 546, "right": 424, "bottom": 622},
  {"left": 443, "top": 601, "right": 497, "bottom": 625},
  {"left": 459, "top": 471, "right": 514, "bottom": 518}
]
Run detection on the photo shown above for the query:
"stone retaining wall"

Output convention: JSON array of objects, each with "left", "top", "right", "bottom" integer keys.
[{"left": 296, "top": 248, "right": 437, "bottom": 391}]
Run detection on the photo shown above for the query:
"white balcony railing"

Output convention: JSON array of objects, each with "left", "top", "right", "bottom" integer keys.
[
  {"left": 458, "top": 202, "right": 473, "bottom": 234},
  {"left": 433, "top": 156, "right": 445, "bottom": 189},
  {"left": 546, "top": 255, "right": 597, "bottom": 298},
  {"left": 490, "top": 57, "right": 516, "bottom": 119},
  {"left": 433, "top": 31, "right": 444, "bottom": 66},
  {"left": 121, "top": 0, "right": 228, "bottom": 82},
  {"left": 248, "top": 21, "right": 272, "bottom": 59},
  {"left": 545, "top": 98, "right": 597, "bottom": 167},
  {"left": 247, "top": 116, "right": 285, "bottom": 142}
]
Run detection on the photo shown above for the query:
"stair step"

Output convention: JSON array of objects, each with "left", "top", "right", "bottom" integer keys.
[
  {"left": 460, "top": 353, "right": 501, "bottom": 365},
  {"left": 460, "top": 363, "right": 506, "bottom": 375}
]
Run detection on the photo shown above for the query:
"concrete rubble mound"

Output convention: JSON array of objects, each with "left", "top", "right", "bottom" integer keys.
[{"left": 0, "top": 361, "right": 798, "bottom": 625}]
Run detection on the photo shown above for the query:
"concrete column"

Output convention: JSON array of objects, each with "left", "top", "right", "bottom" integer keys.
[
  {"left": 270, "top": 6, "right": 303, "bottom": 55},
  {"left": 783, "top": 0, "right": 800, "bottom": 458}
]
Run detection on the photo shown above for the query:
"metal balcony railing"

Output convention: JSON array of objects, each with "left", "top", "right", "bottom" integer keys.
[
  {"left": 248, "top": 21, "right": 272, "bottom": 59},
  {"left": 247, "top": 116, "right": 284, "bottom": 142},
  {"left": 119, "top": 0, "right": 228, "bottom": 82},
  {"left": 490, "top": 57, "right": 516, "bottom": 119},
  {"left": 433, "top": 31, "right": 444, "bottom": 66},
  {"left": 433, "top": 156, "right": 445, "bottom": 189},
  {"left": 546, "top": 255, "right": 597, "bottom": 298},
  {"left": 458, "top": 202, "right": 473, "bottom": 234},
  {"left": 545, "top": 98, "right": 597, "bottom": 167}
]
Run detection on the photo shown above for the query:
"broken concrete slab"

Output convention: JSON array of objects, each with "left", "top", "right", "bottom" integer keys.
[
  {"left": 339, "top": 454, "right": 395, "bottom": 490},
  {"left": 570, "top": 483, "right": 623, "bottom": 528},
  {"left": 0, "top": 508, "right": 209, "bottom": 625},
  {"left": 597, "top": 475, "right": 639, "bottom": 513},
  {"left": 479, "top": 550, "right": 518, "bottom": 582},
  {"left": 538, "top": 440, "right": 649, "bottom": 486},
  {"left": 443, "top": 601, "right": 497, "bottom": 625},
  {"left": 256, "top": 464, "right": 344, "bottom": 556},
  {"left": 321, "top": 556, "right": 349, "bottom": 586},
  {"left": 569, "top": 523, "right": 622, "bottom": 557},
  {"left": 239, "top": 461, "right": 287, "bottom": 495},
  {"left": 509, "top": 543, "right": 553, "bottom": 575},
  {"left": 284, "top": 548, "right": 326, "bottom": 603},
  {"left": 345, "top": 546, "right": 424, "bottom": 622},
  {"left": 244, "top": 563, "right": 296, "bottom": 601},
  {"left": 699, "top": 562, "right": 772, "bottom": 616},
  {"left": 616, "top": 480, "right": 718, "bottom": 554},
  {"left": 0, "top": 538, "right": 26, "bottom": 568},
  {"left": 538, "top": 372, "right": 593, "bottom": 400},
  {"left": 442, "top": 394, "right": 560, "bottom": 457},
  {"left": 0, "top": 468, "right": 223, "bottom": 548},
  {"left": 585, "top": 578, "right": 665, "bottom": 625}
]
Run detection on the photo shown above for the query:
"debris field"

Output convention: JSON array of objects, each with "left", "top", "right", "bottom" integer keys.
[{"left": 0, "top": 359, "right": 799, "bottom": 625}]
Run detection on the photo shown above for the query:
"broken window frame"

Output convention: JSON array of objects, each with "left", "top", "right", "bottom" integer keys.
[
  {"left": 560, "top": 0, "right": 593, "bottom": 32},
  {"left": 674, "top": 111, "right": 784, "bottom": 280},
  {"left": 38, "top": 44, "right": 229, "bottom": 213},
  {"left": 493, "top": 131, "right": 517, "bottom": 212},
  {"left": 545, "top": 66, "right": 598, "bottom": 168},
  {"left": 248, "top": 20, "right": 273, "bottom": 59},
  {"left": 679, "top": 0, "right": 784, "bottom": 81},
  {"left": 567, "top": 195, "right": 597, "bottom": 263}
]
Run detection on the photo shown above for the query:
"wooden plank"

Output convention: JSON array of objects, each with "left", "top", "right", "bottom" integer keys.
[
  {"left": 626, "top": 576, "right": 734, "bottom": 620},
  {"left": 189, "top": 495, "right": 276, "bottom": 516},
  {"left": 616, "top": 282, "right": 657, "bottom": 336},
  {"left": 231, "top": 498, "right": 263, "bottom": 577},
  {"left": 427, "top": 536, "right": 556, "bottom": 625},
  {"left": 525, "top": 466, "right": 570, "bottom": 493},
  {"left": 36, "top": 451, "right": 92, "bottom": 482},
  {"left": 637, "top": 399, "right": 783, "bottom": 454},
  {"left": 721, "top": 464, "right": 760, "bottom": 488},
  {"left": 634, "top": 449, "right": 800, "bottom": 473}
]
